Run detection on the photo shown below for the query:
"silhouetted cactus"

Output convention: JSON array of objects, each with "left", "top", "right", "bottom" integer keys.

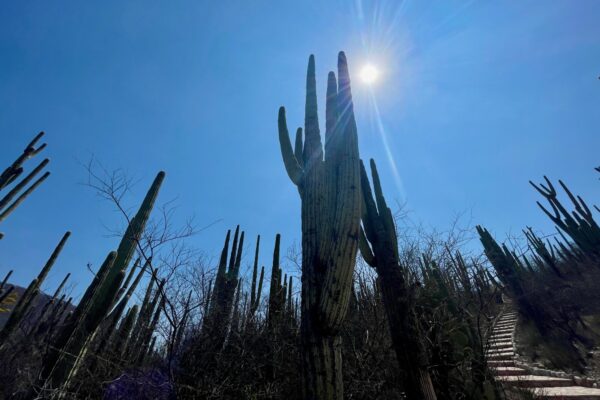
[
  {"left": 358, "top": 159, "right": 437, "bottom": 400},
  {"left": 0, "top": 231, "right": 70, "bottom": 349},
  {"left": 113, "top": 305, "right": 139, "bottom": 356},
  {"left": 204, "top": 226, "right": 244, "bottom": 345},
  {"left": 0, "top": 131, "right": 46, "bottom": 190},
  {"left": 530, "top": 176, "right": 600, "bottom": 258},
  {"left": 278, "top": 52, "right": 361, "bottom": 399},
  {"left": 0, "top": 269, "right": 13, "bottom": 293},
  {"left": 33, "top": 272, "right": 71, "bottom": 334},
  {"left": 248, "top": 235, "right": 265, "bottom": 318},
  {"left": 127, "top": 278, "right": 165, "bottom": 364},
  {"left": 267, "top": 234, "right": 286, "bottom": 331},
  {"left": 0, "top": 132, "right": 50, "bottom": 237}
]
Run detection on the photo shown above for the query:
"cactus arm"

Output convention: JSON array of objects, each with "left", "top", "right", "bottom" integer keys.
[
  {"left": 303, "top": 54, "right": 323, "bottom": 166},
  {"left": 317, "top": 52, "right": 361, "bottom": 332},
  {"left": 278, "top": 107, "right": 303, "bottom": 185},
  {"left": 0, "top": 158, "right": 49, "bottom": 212},
  {"left": 294, "top": 128, "right": 304, "bottom": 168},
  {"left": 0, "top": 270, "right": 13, "bottom": 292},
  {"left": 0, "top": 171, "right": 50, "bottom": 223},
  {"left": 358, "top": 226, "right": 376, "bottom": 268},
  {"left": 250, "top": 235, "right": 260, "bottom": 308},
  {"left": 325, "top": 71, "right": 339, "bottom": 157}
]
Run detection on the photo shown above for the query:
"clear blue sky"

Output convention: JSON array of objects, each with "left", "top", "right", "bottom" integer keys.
[{"left": 1, "top": 1, "right": 599, "bottom": 297}]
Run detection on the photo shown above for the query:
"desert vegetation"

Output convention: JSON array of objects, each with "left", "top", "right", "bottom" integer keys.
[{"left": 0, "top": 53, "right": 598, "bottom": 400}]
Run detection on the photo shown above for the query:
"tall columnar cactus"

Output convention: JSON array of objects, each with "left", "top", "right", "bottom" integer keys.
[
  {"left": 267, "top": 234, "right": 286, "bottom": 330},
  {"left": 113, "top": 305, "right": 139, "bottom": 356},
  {"left": 278, "top": 52, "right": 361, "bottom": 399},
  {"left": 42, "top": 171, "right": 165, "bottom": 390},
  {"left": 205, "top": 226, "right": 244, "bottom": 344},
  {"left": 0, "top": 231, "right": 70, "bottom": 349},
  {"left": 0, "top": 270, "right": 14, "bottom": 308},
  {"left": 32, "top": 272, "right": 71, "bottom": 334},
  {"left": 93, "top": 258, "right": 149, "bottom": 356},
  {"left": 0, "top": 132, "right": 50, "bottom": 238},
  {"left": 477, "top": 225, "right": 548, "bottom": 334},
  {"left": 530, "top": 176, "right": 600, "bottom": 258},
  {"left": 0, "top": 269, "right": 13, "bottom": 292},
  {"left": 127, "top": 278, "right": 165, "bottom": 364},
  {"left": 127, "top": 274, "right": 156, "bottom": 354},
  {"left": 523, "top": 227, "right": 563, "bottom": 277},
  {"left": 249, "top": 235, "right": 265, "bottom": 318},
  {"left": 134, "top": 290, "right": 164, "bottom": 365},
  {"left": 358, "top": 159, "right": 437, "bottom": 400},
  {"left": 0, "top": 131, "right": 46, "bottom": 190}
]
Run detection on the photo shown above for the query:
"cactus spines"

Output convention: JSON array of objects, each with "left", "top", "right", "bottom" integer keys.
[
  {"left": 0, "top": 231, "right": 70, "bottom": 348},
  {"left": 278, "top": 52, "right": 361, "bottom": 399},
  {"left": 359, "top": 159, "right": 437, "bottom": 400}
]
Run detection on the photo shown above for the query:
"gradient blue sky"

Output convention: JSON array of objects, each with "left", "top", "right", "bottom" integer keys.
[{"left": 1, "top": 1, "right": 599, "bottom": 297}]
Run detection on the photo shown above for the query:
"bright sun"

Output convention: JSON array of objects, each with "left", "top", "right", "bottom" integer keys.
[{"left": 360, "top": 64, "right": 379, "bottom": 84}]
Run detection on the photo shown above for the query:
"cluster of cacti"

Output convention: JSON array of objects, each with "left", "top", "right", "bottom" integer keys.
[
  {"left": 4, "top": 53, "right": 596, "bottom": 400},
  {"left": 0, "top": 231, "right": 71, "bottom": 350},
  {"left": 278, "top": 52, "right": 361, "bottom": 399},
  {"left": 476, "top": 168, "right": 600, "bottom": 370},
  {"left": 0, "top": 132, "right": 50, "bottom": 239},
  {"left": 531, "top": 176, "right": 600, "bottom": 258},
  {"left": 39, "top": 171, "right": 165, "bottom": 393},
  {"left": 202, "top": 225, "right": 244, "bottom": 347}
]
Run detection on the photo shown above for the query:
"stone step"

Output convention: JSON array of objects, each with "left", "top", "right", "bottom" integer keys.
[
  {"left": 495, "top": 323, "right": 517, "bottom": 330},
  {"left": 489, "top": 344, "right": 513, "bottom": 351},
  {"left": 490, "top": 333, "right": 512, "bottom": 340},
  {"left": 488, "top": 337, "right": 512, "bottom": 346},
  {"left": 485, "top": 349, "right": 515, "bottom": 358},
  {"left": 498, "top": 375, "right": 573, "bottom": 388},
  {"left": 488, "top": 360, "right": 515, "bottom": 367},
  {"left": 487, "top": 352, "right": 515, "bottom": 360},
  {"left": 493, "top": 329, "right": 514, "bottom": 336},
  {"left": 493, "top": 327, "right": 515, "bottom": 332},
  {"left": 531, "top": 386, "right": 600, "bottom": 399},
  {"left": 497, "top": 318, "right": 517, "bottom": 324},
  {"left": 492, "top": 366, "right": 528, "bottom": 376}
]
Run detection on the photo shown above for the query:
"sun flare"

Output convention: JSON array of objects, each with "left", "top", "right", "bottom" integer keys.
[{"left": 359, "top": 64, "right": 379, "bottom": 84}]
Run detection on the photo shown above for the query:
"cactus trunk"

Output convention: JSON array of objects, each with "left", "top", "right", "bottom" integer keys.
[{"left": 278, "top": 52, "right": 361, "bottom": 399}]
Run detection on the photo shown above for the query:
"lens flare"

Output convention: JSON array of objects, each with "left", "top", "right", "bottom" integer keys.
[{"left": 360, "top": 64, "right": 379, "bottom": 84}]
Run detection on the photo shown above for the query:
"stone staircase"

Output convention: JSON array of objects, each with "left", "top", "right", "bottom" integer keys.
[{"left": 487, "top": 307, "right": 600, "bottom": 399}]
